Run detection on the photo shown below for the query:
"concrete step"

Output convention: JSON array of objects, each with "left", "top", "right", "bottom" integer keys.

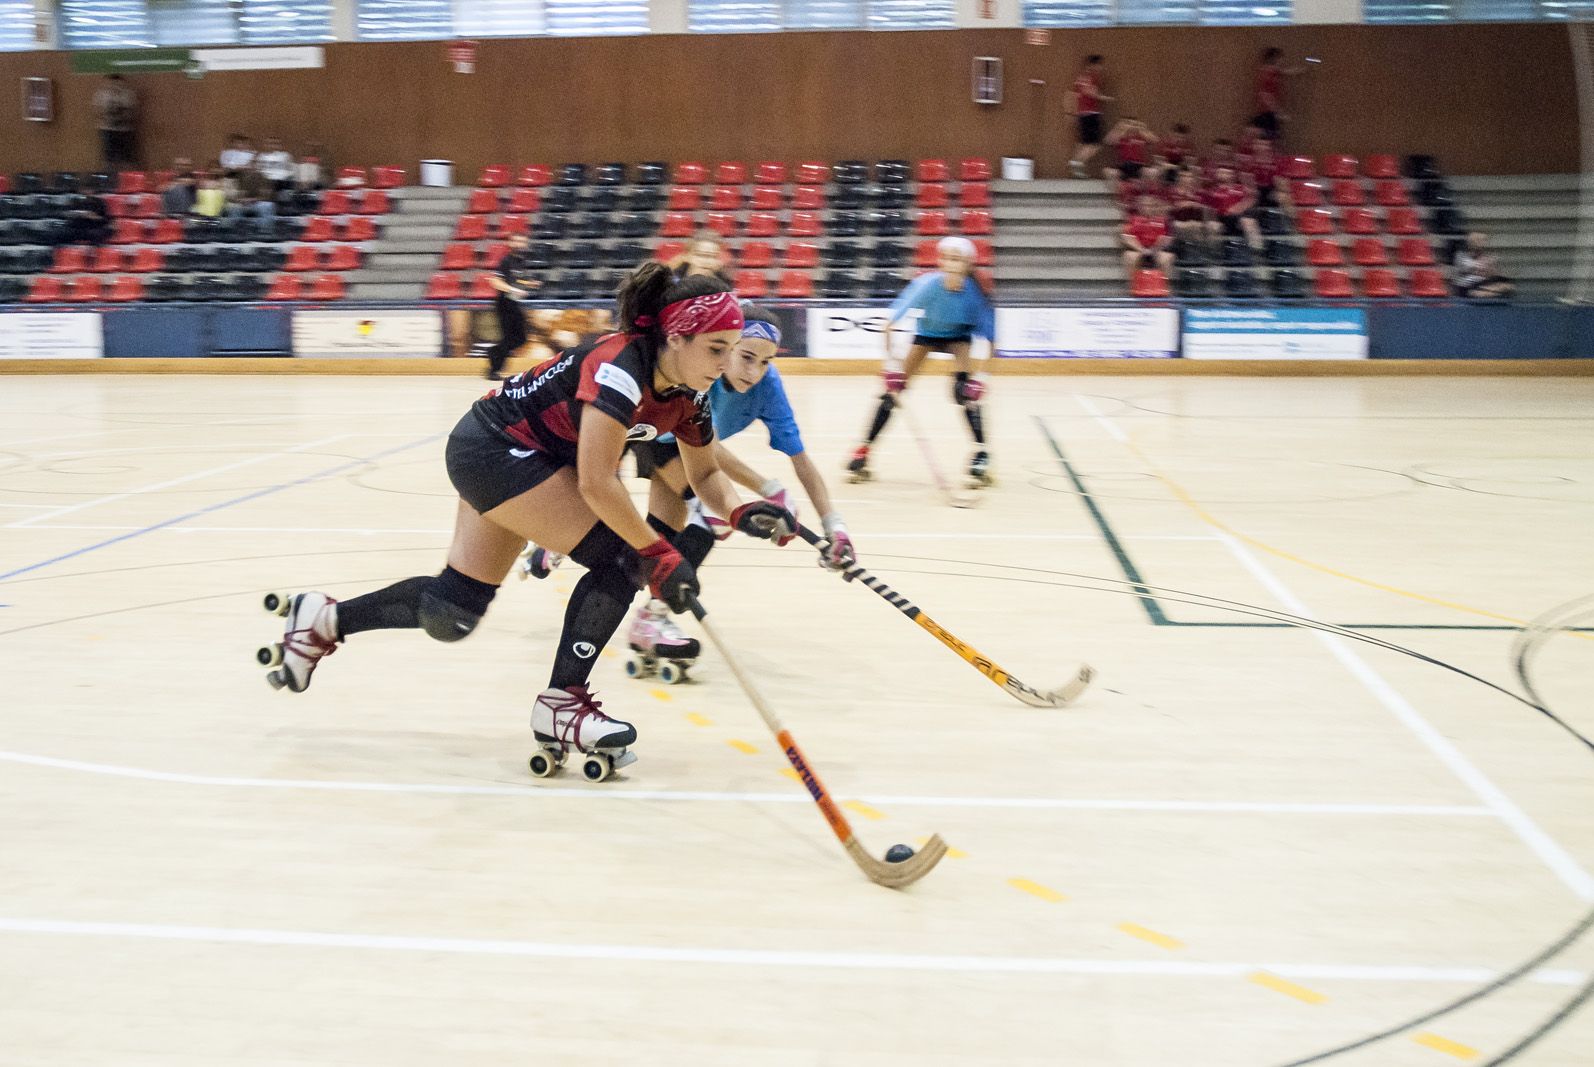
[
  {"left": 375, "top": 239, "right": 455, "bottom": 255},
  {"left": 992, "top": 179, "right": 1109, "bottom": 196},
  {"left": 996, "top": 232, "right": 1121, "bottom": 252},
  {"left": 346, "top": 281, "right": 426, "bottom": 301},
  {"left": 995, "top": 264, "right": 1124, "bottom": 282},
  {"left": 364, "top": 252, "right": 442, "bottom": 270},
  {"left": 995, "top": 205, "right": 1121, "bottom": 224},
  {"left": 375, "top": 223, "right": 455, "bottom": 242},
  {"left": 344, "top": 267, "right": 435, "bottom": 285},
  {"left": 392, "top": 202, "right": 471, "bottom": 219},
  {"left": 1449, "top": 174, "right": 1581, "bottom": 193},
  {"left": 391, "top": 186, "right": 475, "bottom": 202}
]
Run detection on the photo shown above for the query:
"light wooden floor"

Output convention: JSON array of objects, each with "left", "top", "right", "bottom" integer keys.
[{"left": 1, "top": 372, "right": 1591, "bottom": 1066}]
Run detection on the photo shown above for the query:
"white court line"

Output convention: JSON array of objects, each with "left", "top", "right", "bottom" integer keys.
[
  {"left": 0, "top": 749, "right": 1491, "bottom": 816},
  {"left": 5, "top": 525, "right": 1221, "bottom": 541},
  {"left": 1075, "top": 395, "right": 1129, "bottom": 443},
  {"left": 0, "top": 916, "right": 1583, "bottom": 984},
  {"left": 4, "top": 435, "right": 349, "bottom": 530}
]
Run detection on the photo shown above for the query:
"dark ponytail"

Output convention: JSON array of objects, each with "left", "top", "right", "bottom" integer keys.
[
  {"left": 739, "top": 303, "right": 781, "bottom": 332},
  {"left": 617, "top": 260, "right": 733, "bottom": 342}
]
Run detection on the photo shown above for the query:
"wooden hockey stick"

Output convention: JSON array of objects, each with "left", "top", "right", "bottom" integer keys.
[
  {"left": 899, "top": 398, "right": 978, "bottom": 509},
  {"left": 683, "top": 593, "right": 947, "bottom": 890},
  {"left": 799, "top": 526, "right": 1094, "bottom": 708}
]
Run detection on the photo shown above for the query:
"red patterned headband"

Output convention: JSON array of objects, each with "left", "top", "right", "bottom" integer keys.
[{"left": 640, "top": 291, "right": 744, "bottom": 337}]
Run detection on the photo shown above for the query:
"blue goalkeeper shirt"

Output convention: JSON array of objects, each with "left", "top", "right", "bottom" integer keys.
[
  {"left": 888, "top": 272, "right": 996, "bottom": 341},
  {"left": 706, "top": 364, "right": 805, "bottom": 457}
]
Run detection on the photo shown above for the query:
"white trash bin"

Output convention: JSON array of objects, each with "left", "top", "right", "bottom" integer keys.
[
  {"left": 1001, "top": 157, "right": 1035, "bottom": 181},
  {"left": 419, "top": 159, "right": 455, "bottom": 187}
]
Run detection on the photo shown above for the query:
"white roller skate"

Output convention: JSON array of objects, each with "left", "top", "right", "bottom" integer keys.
[
  {"left": 968, "top": 449, "right": 995, "bottom": 489},
  {"left": 625, "top": 599, "right": 700, "bottom": 685},
  {"left": 846, "top": 444, "right": 873, "bottom": 483},
  {"left": 518, "top": 544, "right": 564, "bottom": 581},
  {"left": 528, "top": 685, "right": 638, "bottom": 782},
  {"left": 257, "top": 591, "right": 339, "bottom": 692}
]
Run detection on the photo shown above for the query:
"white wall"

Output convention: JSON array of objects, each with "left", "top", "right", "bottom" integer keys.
[
  {"left": 1293, "top": 0, "right": 1364, "bottom": 23},
  {"left": 955, "top": 0, "right": 1022, "bottom": 30}
]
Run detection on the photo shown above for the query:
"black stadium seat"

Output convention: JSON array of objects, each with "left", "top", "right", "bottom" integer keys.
[
  {"left": 871, "top": 211, "right": 909, "bottom": 237},
  {"left": 636, "top": 161, "right": 667, "bottom": 186},
  {"left": 875, "top": 160, "right": 910, "bottom": 185},
  {"left": 595, "top": 162, "right": 628, "bottom": 186},
  {"left": 1175, "top": 266, "right": 1213, "bottom": 298},
  {"left": 603, "top": 241, "right": 647, "bottom": 268},
  {"left": 869, "top": 270, "right": 904, "bottom": 298},
  {"left": 829, "top": 211, "right": 862, "bottom": 238},
  {"left": 869, "top": 241, "right": 907, "bottom": 268},
  {"left": 1272, "top": 268, "right": 1308, "bottom": 299},
  {"left": 832, "top": 161, "right": 869, "bottom": 185},
  {"left": 821, "top": 271, "right": 863, "bottom": 299},
  {"left": 531, "top": 215, "right": 567, "bottom": 241},
  {"left": 1224, "top": 269, "right": 1259, "bottom": 298},
  {"left": 822, "top": 240, "right": 860, "bottom": 268},
  {"left": 562, "top": 244, "right": 597, "bottom": 270},
  {"left": 557, "top": 163, "right": 588, "bottom": 187}
]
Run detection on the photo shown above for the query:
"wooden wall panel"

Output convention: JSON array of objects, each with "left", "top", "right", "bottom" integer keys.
[{"left": 0, "top": 22, "right": 1576, "bottom": 179}]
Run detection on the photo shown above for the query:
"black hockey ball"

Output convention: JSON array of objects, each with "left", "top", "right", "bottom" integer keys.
[{"left": 885, "top": 844, "right": 915, "bottom": 863}]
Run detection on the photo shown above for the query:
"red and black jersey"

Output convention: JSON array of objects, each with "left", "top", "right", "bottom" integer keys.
[{"left": 469, "top": 332, "right": 714, "bottom": 467}]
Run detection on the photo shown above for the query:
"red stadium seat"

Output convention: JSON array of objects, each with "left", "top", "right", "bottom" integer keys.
[
  {"left": 283, "top": 245, "right": 321, "bottom": 272},
  {"left": 1330, "top": 179, "right": 1366, "bottom": 207},
  {"left": 668, "top": 187, "right": 701, "bottom": 211},
  {"left": 791, "top": 187, "right": 825, "bottom": 212},
  {"left": 1410, "top": 268, "right": 1449, "bottom": 298},
  {"left": 116, "top": 171, "right": 147, "bottom": 194},
  {"left": 150, "top": 170, "right": 175, "bottom": 190},
  {"left": 65, "top": 276, "right": 102, "bottom": 302},
  {"left": 714, "top": 162, "right": 747, "bottom": 185},
  {"left": 746, "top": 213, "right": 781, "bottom": 238},
  {"left": 1307, "top": 239, "right": 1344, "bottom": 267},
  {"left": 426, "top": 272, "right": 463, "bottom": 300},
  {"left": 106, "top": 195, "right": 132, "bottom": 219},
  {"left": 324, "top": 245, "right": 361, "bottom": 271},
  {"left": 916, "top": 184, "right": 949, "bottom": 209},
  {"left": 1281, "top": 155, "right": 1315, "bottom": 180},
  {"left": 497, "top": 214, "right": 530, "bottom": 237},
  {"left": 704, "top": 212, "right": 738, "bottom": 238},
  {"left": 372, "top": 165, "right": 405, "bottom": 188},
  {"left": 90, "top": 247, "right": 124, "bottom": 273},
  {"left": 517, "top": 165, "right": 553, "bottom": 187},
  {"left": 112, "top": 219, "right": 145, "bottom": 244},
  {"left": 754, "top": 186, "right": 788, "bottom": 211},
  {"left": 916, "top": 159, "right": 951, "bottom": 183},
  {"left": 319, "top": 190, "right": 354, "bottom": 215},
  {"left": 1340, "top": 208, "right": 1379, "bottom": 235},
  {"left": 1361, "top": 268, "right": 1401, "bottom": 298},
  {"left": 655, "top": 241, "right": 686, "bottom": 263},
  {"left": 467, "top": 188, "right": 500, "bottom": 214},
  {"left": 754, "top": 161, "right": 787, "bottom": 185},
  {"left": 1131, "top": 269, "right": 1169, "bottom": 298},
  {"left": 1314, "top": 268, "right": 1354, "bottom": 298},
  {"left": 973, "top": 238, "right": 995, "bottom": 267},
  {"left": 106, "top": 275, "right": 143, "bottom": 302},
  {"left": 916, "top": 210, "right": 950, "bottom": 236},
  {"left": 783, "top": 241, "right": 819, "bottom": 269},
  {"left": 299, "top": 216, "right": 336, "bottom": 242},
  {"left": 0, "top": 175, "right": 9, "bottom": 194},
  {"left": 342, "top": 216, "right": 378, "bottom": 242},
  {"left": 738, "top": 242, "right": 773, "bottom": 269},
  {"left": 674, "top": 161, "right": 708, "bottom": 185},
  {"left": 150, "top": 218, "right": 184, "bottom": 242},
  {"left": 308, "top": 274, "right": 347, "bottom": 301},
  {"left": 959, "top": 158, "right": 992, "bottom": 182},
  {"left": 1396, "top": 238, "right": 1437, "bottom": 266},
  {"left": 441, "top": 244, "right": 476, "bottom": 270},
  {"left": 787, "top": 212, "right": 822, "bottom": 238},
  {"left": 733, "top": 269, "right": 767, "bottom": 298},
  {"left": 25, "top": 276, "right": 65, "bottom": 302},
  {"left": 959, "top": 183, "right": 991, "bottom": 208},
  {"left": 795, "top": 161, "right": 829, "bottom": 185},
  {"left": 777, "top": 270, "right": 814, "bottom": 298},
  {"left": 1296, "top": 209, "right": 1335, "bottom": 235},
  {"left": 131, "top": 194, "right": 159, "bottom": 218},
  {"left": 265, "top": 275, "right": 302, "bottom": 301},
  {"left": 959, "top": 210, "right": 993, "bottom": 236},
  {"left": 975, "top": 268, "right": 995, "bottom": 291},
  {"left": 469, "top": 272, "right": 497, "bottom": 299},
  {"left": 1321, "top": 155, "right": 1358, "bottom": 180},
  {"left": 454, "top": 215, "right": 489, "bottom": 241},
  {"left": 51, "top": 246, "right": 88, "bottom": 273},
  {"left": 336, "top": 166, "right": 368, "bottom": 187},
  {"left": 660, "top": 212, "right": 696, "bottom": 238},
  {"left": 478, "top": 164, "right": 510, "bottom": 188},
  {"left": 128, "top": 247, "right": 163, "bottom": 273},
  {"left": 507, "top": 188, "right": 541, "bottom": 214},
  {"left": 1291, "top": 181, "right": 1324, "bottom": 208},
  {"left": 709, "top": 186, "right": 743, "bottom": 212},
  {"left": 1364, "top": 154, "right": 1400, "bottom": 180},
  {"left": 1385, "top": 208, "right": 1423, "bottom": 236},
  {"left": 914, "top": 240, "right": 939, "bottom": 269},
  {"left": 1374, "top": 180, "right": 1410, "bottom": 207},
  {"left": 479, "top": 242, "right": 509, "bottom": 267},
  {"left": 1351, "top": 238, "right": 1388, "bottom": 266}
]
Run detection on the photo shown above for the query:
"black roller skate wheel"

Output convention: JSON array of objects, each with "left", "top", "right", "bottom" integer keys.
[
  {"left": 256, "top": 643, "right": 283, "bottom": 668},
  {"left": 582, "top": 754, "right": 612, "bottom": 782},
  {"left": 263, "top": 592, "right": 291, "bottom": 616},
  {"left": 658, "top": 662, "right": 685, "bottom": 685},
  {"left": 528, "top": 750, "right": 559, "bottom": 778}
]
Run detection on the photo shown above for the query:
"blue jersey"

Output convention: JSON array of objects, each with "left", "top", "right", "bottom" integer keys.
[
  {"left": 706, "top": 364, "right": 805, "bottom": 457},
  {"left": 888, "top": 272, "right": 996, "bottom": 341}
]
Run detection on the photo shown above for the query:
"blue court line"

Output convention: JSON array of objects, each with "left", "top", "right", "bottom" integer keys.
[
  {"left": 0, "top": 435, "right": 444, "bottom": 585},
  {"left": 1033, "top": 416, "right": 1591, "bottom": 634}
]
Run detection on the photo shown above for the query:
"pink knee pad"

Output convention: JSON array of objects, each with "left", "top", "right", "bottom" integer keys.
[
  {"left": 956, "top": 377, "right": 985, "bottom": 404},
  {"left": 882, "top": 370, "right": 907, "bottom": 395}
]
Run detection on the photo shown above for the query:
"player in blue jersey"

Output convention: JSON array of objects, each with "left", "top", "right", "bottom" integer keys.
[{"left": 846, "top": 236, "right": 997, "bottom": 488}]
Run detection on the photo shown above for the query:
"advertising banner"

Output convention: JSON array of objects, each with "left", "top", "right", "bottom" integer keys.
[
  {"left": 995, "top": 307, "right": 1178, "bottom": 359},
  {"left": 805, "top": 307, "right": 965, "bottom": 360},
  {"left": 292, "top": 310, "right": 444, "bottom": 358},
  {"left": 0, "top": 312, "right": 103, "bottom": 359},
  {"left": 192, "top": 47, "right": 325, "bottom": 72},
  {"left": 1183, "top": 307, "right": 1368, "bottom": 360}
]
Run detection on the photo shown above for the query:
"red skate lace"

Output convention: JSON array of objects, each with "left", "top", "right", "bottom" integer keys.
[
  {"left": 553, "top": 686, "right": 607, "bottom": 746},
  {"left": 284, "top": 618, "right": 338, "bottom": 660}
]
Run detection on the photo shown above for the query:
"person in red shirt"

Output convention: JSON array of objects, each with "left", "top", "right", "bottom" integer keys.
[
  {"left": 1167, "top": 170, "right": 1209, "bottom": 245},
  {"left": 1161, "top": 123, "right": 1195, "bottom": 173},
  {"left": 1066, "top": 55, "right": 1113, "bottom": 178},
  {"left": 1235, "top": 122, "right": 1267, "bottom": 166},
  {"left": 1203, "top": 166, "right": 1262, "bottom": 253},
  {"left": 1104, "top": 117, "right": 1158, "bottom": 184},
  {"left": 1253, "top": 47, "right": 1307, "bottom": 141},
  {"left": 1121, "top": 196, "right": 1174, "bottom": 285},
  {"left": 1242, "top": 138, "right": 1291, "bottom": 212},
  {"left": 1200, "top": 139, "right": 1241, "bottom": 185}
]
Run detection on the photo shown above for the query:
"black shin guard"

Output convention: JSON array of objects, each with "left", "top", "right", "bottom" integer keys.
[
  {"left": 648, "top": 512, "right": 715, "bottom": 570},
  {"left": 865, "top": 393, "right": 897, "bottom": 443},
  {"left": 336, "top": 576, "right": 431, "bottom": 637},
  {"left": 337, "top": 567, "right": 498, "bottom": 642},
  {"left": 964, "top": 404, "right": 986, "bottom": 444},
  {"left": 552, "top": 526, "right": 643, "bottom": 689}
]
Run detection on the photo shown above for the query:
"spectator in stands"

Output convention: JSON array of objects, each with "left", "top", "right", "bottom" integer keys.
[
  {"left": 256, "top": 137, "right": 297, "bottom": 192},
  {"left": 671, "top": 230, "right": 735, "bottom": 284},
  {"left": 1167, "top": 170, "right": 1209, "bottom": 245},
  {"left": 1253, "top": 47, "right": 1307, "bottom": 141},
  {"left": 1204, "top": 166, "right": 1262, "bottom": 253},
  {"left": 231, "top": 165, "right": 278, "bottom": 235},
  {"left": 1454, "top": 233, "right": 1514, "bottom": 300},
  {"left": 1066, "top": 55, "right": 1113, "bottom": 179},
  {"left": 64, "top": 177, "right": 110, "bottom": 246},
  {"left": 1236, "top": 122, "right": 1268, "bottom": 163},
  {"left": 1243, "top": 138, "right": 1291, "bottom": 212},
  {"left": 219, "top": 135, "right": 256, "bottom": 177},
  {"left": 93, "top": 74, "right": 138, "bottom": 169},
  {"left": 1200, "top": 139, "right": 1242, "bottom": 184},
  {"left": 1121, "top": 196, "right": 1174, "bottom": 285},
  {"left": 296, "top": 143, "right": 328, "bottom": 191},
  {"left": 1104, "top": 117, "right": 1158, "bottom": 185},
  {"left": 1160, "top": 122, "right": 1195, "bottom": 174},
  {"left": 193, "top": 170, "right": 227, "bottom": 218},
  {"left": 160, "top": 169, "right": 197, "bottom": 216},
  {"left": 483, "top": 233, "right": 543, "bottom": 380}
]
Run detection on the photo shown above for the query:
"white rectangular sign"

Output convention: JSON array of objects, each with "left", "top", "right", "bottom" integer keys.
[
  {"left": 995, "top": 307, "right": 1178, "bottom": 359},
  {"left": 0, "top": 312, "right": 103, "bottom": 359},
  {"left": 803, "top": 307, "right": 987, "bottom": 361},
  {"left": 1182, "top": 308, "right": 1368, "bottom": 360},
  {"left": 193, "top": 47, "right": 325, "bottom": 72},
  {"left": 292, "top": 311, "right": 443, "bottom": 358}
]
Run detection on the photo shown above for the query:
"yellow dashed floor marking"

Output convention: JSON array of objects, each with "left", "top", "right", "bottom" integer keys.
[
  {"left": 842, "top": 800, "right": 885, "bottom": 820},
  {"left": 725, "top": 739, "right": 758, "bottom": 755},
  {"left": 1007, "top": 878, "right": 1066, "bottom": 903},
  {"left": 1248, "top": 971, "right": 1328, "bottom": 1005},
  {"left": 1116, "top": 923, "right": 1184, "bottom": 950},
  {"left": 1413, "top": 1033, "right": 1479, "bottom": 1059}
]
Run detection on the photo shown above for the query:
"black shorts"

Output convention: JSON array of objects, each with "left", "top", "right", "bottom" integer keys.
[
  {"left": 1136, "top": 252, "right": 1160, "bottom": 269},
  {"left": 631, "top": 438, "right": 681, "bottom": 480},
  {"left": 446, "top": 411, "right": 564, "bottom": 514},
  {"left": 1252, "top": 111, "right": 1281, "bottom": 138},
  {"left": 1118, "top": 161, "right": 1144, "bottom": 181},
  {"left": 1077, "top": 114, "right": 1104, "bottom": 146},
  {"left": 911, "top": 334, "right": 972, "bottom": 352}
]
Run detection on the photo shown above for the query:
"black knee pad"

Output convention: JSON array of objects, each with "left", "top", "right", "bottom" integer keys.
[
  {"left": 569, "top": 524, "right": 644, "bottom": 590},
  {"left": 417, "top": 565, "right": 498, "bottom": 643}
]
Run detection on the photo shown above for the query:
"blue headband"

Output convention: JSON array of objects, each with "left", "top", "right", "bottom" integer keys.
[{"left": 742, "top": 319, "right": 782, "bottom": 345}]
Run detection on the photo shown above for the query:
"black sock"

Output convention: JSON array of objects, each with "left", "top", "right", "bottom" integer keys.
[
  {"left": 336, "top": 576, "right": 431, "bottom": 638},
  {"left": 865, "top": 394, "right": 895, "bottom": 443},
  {"left": 672, "top": 523, "right": 715, "bottom": 570},
  {"left": 549, "top": 564, "right": 639, "bottom": 689},
  {"left": 965, "top": 405, "right": 986, "bottom": 445}
]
